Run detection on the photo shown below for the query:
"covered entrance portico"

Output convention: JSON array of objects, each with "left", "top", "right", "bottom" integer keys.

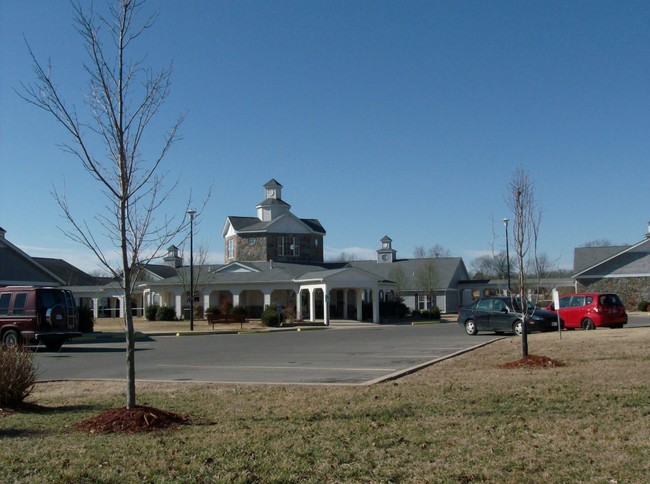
[{"left": 295, "top": 267, "right": 392, "bottom": 324}]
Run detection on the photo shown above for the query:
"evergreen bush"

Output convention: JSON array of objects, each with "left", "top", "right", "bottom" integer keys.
[
  {"left": 145, "top": 304, "right": 160, "bottom": 321},
  {"left": 261, "top": 306, "right": 281, "bottom": 327},
  {"left": 156, "top": 305, "right": 177, "bottom": 321}
]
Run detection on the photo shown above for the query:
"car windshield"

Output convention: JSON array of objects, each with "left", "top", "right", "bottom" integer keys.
[{"left": 510, "top": 298, "right": 535, "bottom": 312}]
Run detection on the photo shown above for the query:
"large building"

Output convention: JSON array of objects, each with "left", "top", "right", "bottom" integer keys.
[{"left": 11, "top": 182, "right": 647, "bottom": 321}]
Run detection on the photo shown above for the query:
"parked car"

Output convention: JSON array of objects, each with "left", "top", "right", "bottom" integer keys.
[
  {"left": 0, "top": 286, "right": 82, "bottom": 351},
  {"left": 459, "top": 296, "right": 562, "bottom": 336},
  {"left": 545, "top": 293, "right": 627, "bottom": 330}
]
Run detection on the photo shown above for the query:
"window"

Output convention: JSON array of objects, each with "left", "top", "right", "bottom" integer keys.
[
  {"left": 278, "top": 236, "right": 299, "bottom": 257},
  {"left": 476, "top": 299, "right": 492, "bottom": 311},
  {"left": 227, "top": 239, "right": 234, "bottom": 259},
  {"left": 13, "top": 293, "right": 27, "bottom": 315},
  {"left": 417, "top": 294, "right": 430, "bottom": 310},
  {"left": 0, "top": 294, "right": 10, "bottom": 315}
]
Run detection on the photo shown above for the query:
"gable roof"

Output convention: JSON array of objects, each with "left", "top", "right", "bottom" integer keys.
[
  {"left": 573, "top": 245, "right": 629, "bottom": 273},
  {"left": 349, "top": 257, "right": 468, "bottom": 291},
  {"left": 0, "top": 237, "right": 64, "bottom": 286},
  {"left": 33, "top": 257, "right": 99, "bottom": 286},
  {"left": 574, "top": 237, "right": 650, "bottom": 278},
  {"left": 223, "top": 214, "right": 326, "bottom": 236}
]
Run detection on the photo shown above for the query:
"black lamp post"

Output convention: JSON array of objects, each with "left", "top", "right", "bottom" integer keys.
[
  {"left": 503, "top": 217, "right": 511, "bottom": 294},
  {"left": 187, "top": 208, "right": 196, "bottom": 331}
]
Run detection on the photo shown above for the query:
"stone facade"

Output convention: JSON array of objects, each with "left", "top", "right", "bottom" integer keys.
[
  {"left": 229, "top": 232, "right": 323, "bottom": 263},
  {"left": 578, "top": 277, "right": 650, "bottom": 311}
]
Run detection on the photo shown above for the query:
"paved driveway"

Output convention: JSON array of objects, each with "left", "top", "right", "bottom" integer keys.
[{"left": 34, "top": 322, "right": 496, "bottom": 385}]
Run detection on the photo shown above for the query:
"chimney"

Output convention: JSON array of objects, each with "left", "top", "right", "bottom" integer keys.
[
  {"left": 0, "top": 226, "right": 5, "bottom": 239},
  {"left": 646, "top": 221, "right": 650, "bottom": 238}
]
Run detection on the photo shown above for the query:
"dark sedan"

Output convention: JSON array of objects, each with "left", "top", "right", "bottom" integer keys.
[{"left": 458, "top": 297, "right": 562, "bottom": 336}]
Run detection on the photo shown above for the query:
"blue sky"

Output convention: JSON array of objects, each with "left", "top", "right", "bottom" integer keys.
[{"left": 1, "top": 0, "right": 648, "bottom": 273}]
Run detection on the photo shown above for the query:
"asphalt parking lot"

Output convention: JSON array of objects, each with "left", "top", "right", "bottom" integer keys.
[{"left": 34, "top": 321, "right": 495, "bottom": 385}]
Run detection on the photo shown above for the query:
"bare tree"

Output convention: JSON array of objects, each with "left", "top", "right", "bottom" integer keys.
[
  {"left": 581, "top": 239, "right": 614, "bottom": 247},
  {"left": 388, "top": 266, "right": 407, "bottom": 299},
  {"left": 19, "top": 0, "right": 201, "bottom": 408},
  {"left": 413, "top": 244, "right": 451, "bottom": 258},
  {"left": 178, "top": 241, "right": 213, "bottom": 318},
  {"left": 470, "top": 251, "right": 510, "bottom": 280},
  {"left": 505, "top": 167, "right": 542, "bottom": 357},
  {"left": 414, "top": 259, "right": 439, "bottom": 311},
  {"left": 327, "top": 251, "right": 360, "bottom": 262}
]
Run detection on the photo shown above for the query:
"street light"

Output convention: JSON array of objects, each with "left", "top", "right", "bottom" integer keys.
[
  {"left": 503, "top": 217, "right": 511, "bottom": 294},
  {"left": 187, "top": 208, "right": 196, "bottom": 331}
]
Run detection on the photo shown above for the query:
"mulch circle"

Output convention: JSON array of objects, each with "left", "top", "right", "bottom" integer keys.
[
  {"left": 76, "top": 405, "right": 189, "bottom": 434},
  {"left": 499, "top": 354, "right": 564, "bottom": 369}
]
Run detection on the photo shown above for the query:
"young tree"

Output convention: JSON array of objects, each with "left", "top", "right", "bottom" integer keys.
[
  {"left": 505, "top": 167, "right": 542, "bottom": 357},
  {"left": 19, "top": 0, "right": 199, "bottom": 408},
  {"left": 178, "top": 241, "right": 212, "bottom": 318},
  {"left": 414, "top": 258, "right": 439, "bottom": 311}
]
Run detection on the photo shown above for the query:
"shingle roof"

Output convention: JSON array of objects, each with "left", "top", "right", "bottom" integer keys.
[
  {"left": 33, "top": 257, "right": 99, "bottom": 286},
  {"left": 573, "top": 246, "right": 629, "bottom": 273},
  {"left": 349, "top": 257, "right": 468, "bottom": 290},
  {"left": 225, "top": 215, "right": 326, "bottom": 234}
]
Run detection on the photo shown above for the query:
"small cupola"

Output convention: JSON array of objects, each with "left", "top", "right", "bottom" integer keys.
[
  {"left": 377, "top": 235, "right": 397, "bottom": 263},
  {"left": 163, "top": 245, "right": 183, "bottom": 268},
  {"left": 256, "top": 179, "right": 291, "bottom": 222}
]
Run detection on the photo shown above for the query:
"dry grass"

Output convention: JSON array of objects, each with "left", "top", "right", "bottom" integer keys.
[
  {"left": 1, "top": 328, "right": 649, "bottom": 482},
  {"left": 92, "top": 316, "right": 267, "bottom": 334}
]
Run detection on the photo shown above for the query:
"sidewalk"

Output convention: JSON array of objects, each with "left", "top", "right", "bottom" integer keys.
[{"left": 75, "top": 315, "right": 458, "bottom": 343}]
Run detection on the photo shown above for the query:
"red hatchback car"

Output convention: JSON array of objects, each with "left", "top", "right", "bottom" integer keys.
[{"left": 545, "top": 293, "right": 627, "bottom": 330}]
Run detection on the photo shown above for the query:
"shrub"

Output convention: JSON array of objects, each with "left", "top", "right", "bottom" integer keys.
[
  {"left": 78, "top": 305, "right": 95, "bottom": 333},
  {"left": 231, "top": 305, "right": 247, "bottom": 316},
  {"left": 205, "top": 306, "right": 220, "bottom": 316},
  {"left": 156, "top": 305, "right": 177, "bottom": 321},
  {"left": 637, "top": 301, "right": 649, "bottom": 312},
  {"left": 261, "top": 306, "right": 281, "bottom": 327},
  {"left": 145, "top": 304, "right": 160, "bottom": 321},
  {"left": 421, "top": 306, "right": 441, "bottom": 320},
  {"left": 0, "top": 347, "right": 37, "bottom": 406},
  {"left": 194, "top": 305, "right": 204, "bottom": 319}
]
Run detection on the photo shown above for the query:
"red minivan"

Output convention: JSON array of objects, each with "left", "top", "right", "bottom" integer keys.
[
  {"left": 545, "top": 293, "right": 627, "bottom": 330},
  {"left": 0, "top": 286, "right": 81, "bottom": 350}
]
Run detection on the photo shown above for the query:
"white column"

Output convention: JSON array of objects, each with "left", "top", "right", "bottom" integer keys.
[
  {"left": 356, "top": 289, "right": 363, "bottom": 321},
  {"left": 263, "top": 290, "right": 272, "bottom": 309},
  {"left": 296, "top": 289, "right": 303, "bottom": 320},
  {"left": 117, "top": 296, "right": 124, "bottom": 319},
  {"left": 372, "top": 287, "right": 380, "bottom": 323},
  {"left": 92, "top": 298, "right": 99, "bottom": 319},
  {"left": 203, "top": 294, "right": 211, "bottom": 312},
  {"left": 174, "top": 293, "right": 182, "bottom": 320},
  {"left": 309, "top": 288, "right": 316, "bottom": 322},
  {"left": 232, "top": 291, "right": 241, "bottom": 307},
  {"left": 324, "top": 287, "right": 330, "bottom": 326}
]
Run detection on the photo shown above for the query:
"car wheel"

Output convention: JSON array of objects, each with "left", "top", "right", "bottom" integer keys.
[
  {"left": 581, "top": 318, "right": 595, "bottom": 330},
  {"left": 2, "top": 329, "right": 22, "bottom": 348},
  {"left": 513, "top": 320, "right": 524, "bottom": 335},
  {"left": 44, "top": 339, "right": 64, "bottom": 352},
  {"left": 464, "top": 320, "right": 478, "bottom": 335}
]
